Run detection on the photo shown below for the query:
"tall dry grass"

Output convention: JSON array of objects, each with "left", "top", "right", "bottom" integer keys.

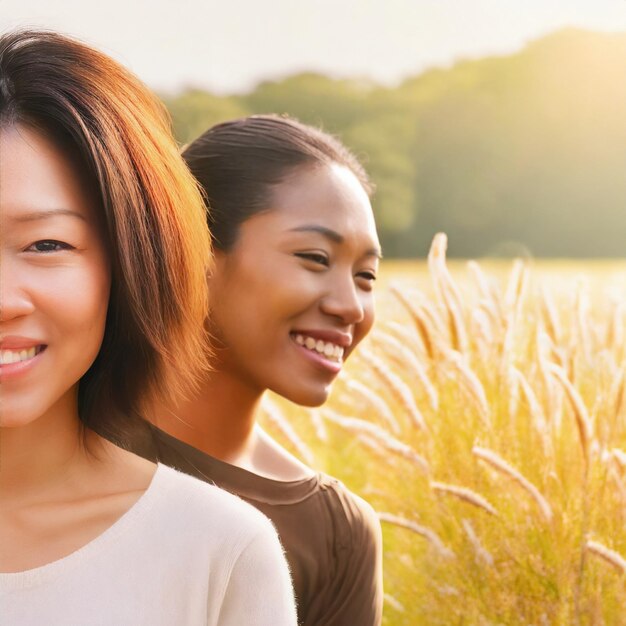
[{"left": 260, "top": 234, "right": 626, "bottom": 625}]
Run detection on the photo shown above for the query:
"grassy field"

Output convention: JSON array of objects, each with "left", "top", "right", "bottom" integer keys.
[{"left": 260, "top": 236, "right": 626, "bottom": 625}]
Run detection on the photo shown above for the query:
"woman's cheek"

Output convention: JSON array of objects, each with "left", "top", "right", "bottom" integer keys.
[{"left": 47, "top": 262, "right": 109, "bottom": 353}]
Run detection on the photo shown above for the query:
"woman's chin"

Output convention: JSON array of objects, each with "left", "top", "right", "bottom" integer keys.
[{"left": 273, "top": 382, "right": 331, "bottom": 407}]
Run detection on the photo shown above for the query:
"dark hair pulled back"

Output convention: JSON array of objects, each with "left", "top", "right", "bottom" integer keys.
[{"left": 182, "top": 114, "right": 372, "bottom": 250}]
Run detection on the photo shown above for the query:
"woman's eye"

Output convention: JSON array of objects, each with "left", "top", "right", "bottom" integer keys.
[
  {"left": 26, "top": 240, "right": 74, "bottom": 253},
  {"left": 356, "top": 271, "right": 377, "bottom": 291},
  {"left": 295, "top": 252, "right": 329, "bottom": 267},
  {"left": 358, "top": 271, "right": 377, "bottom": 282}
]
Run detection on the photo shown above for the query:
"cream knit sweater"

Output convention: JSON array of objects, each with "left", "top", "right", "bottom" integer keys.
[{"left": 0, "top": 464, "right": 297, "bottom": 625}]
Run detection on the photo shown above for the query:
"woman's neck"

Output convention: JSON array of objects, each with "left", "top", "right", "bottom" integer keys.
[
  {"left": 152, "top": 362, "right": 316, "bottom": 481},
  {"left": 0, "top": 392, "right": 99, "bottom": 503},
  {"left": 154, "top": 365, "right": 263, "bottom": 465}
]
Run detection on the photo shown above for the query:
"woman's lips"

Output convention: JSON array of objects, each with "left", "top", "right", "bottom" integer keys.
[
  {"left": 0, "top": 345, "right": 47, "bottom": 380},
  {"left": 290, "top": 333, "right": 343, "bottom": 374},
  {"left": 292, "top": 333, "right": 345, "bottom": 362}
]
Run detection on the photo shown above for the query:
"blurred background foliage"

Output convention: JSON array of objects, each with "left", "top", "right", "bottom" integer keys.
[{"left": 161, "top": 28, "right": 626, "bottom": 259}]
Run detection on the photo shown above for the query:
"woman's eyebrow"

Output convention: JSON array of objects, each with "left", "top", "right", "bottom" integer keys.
[
  {"left": 13, "top": 208, "right": 86, "bottom": 223},
  {"left": 289, "top": 223, "right": 383, "bottom": 259},
  {"left": 289, "top": 224, "right": 343, "bottom": 243}
]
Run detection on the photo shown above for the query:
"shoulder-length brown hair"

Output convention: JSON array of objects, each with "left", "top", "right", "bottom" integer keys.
[{"left": 0, "top": 29, "right": 212, "bottom": 443}]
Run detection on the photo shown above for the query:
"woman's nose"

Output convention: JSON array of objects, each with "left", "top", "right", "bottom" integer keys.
[
  {"left": 0, "top": 256, "right": 36, "bottom": 323},
  {"left": 319, "top": 275, "right": 365, "bottom": 325}
]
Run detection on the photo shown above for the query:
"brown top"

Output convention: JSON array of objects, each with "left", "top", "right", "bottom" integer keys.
[{"left": 130, "top": 424, "right": 383, "bottom": 626}]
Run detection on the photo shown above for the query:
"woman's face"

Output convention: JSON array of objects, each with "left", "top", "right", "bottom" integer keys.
[
  {"left": 0, "top": 125, "right": 110, "bottom": 428},
  {"left": 209, "top": 162, "right": 381, "bottom": 406}
]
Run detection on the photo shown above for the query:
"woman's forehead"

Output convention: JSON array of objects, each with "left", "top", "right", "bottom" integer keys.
[{"left": 0, "top": 125, "right": 99, "bottom": 230}]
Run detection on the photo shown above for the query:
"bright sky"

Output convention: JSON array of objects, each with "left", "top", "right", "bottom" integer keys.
[{"left": 4, "top": 0, "right": 626, "bottom": 94}]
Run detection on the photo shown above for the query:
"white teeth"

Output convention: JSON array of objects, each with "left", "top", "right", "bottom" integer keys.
[
  {"left": 0, "top": 346, "right": 39, "bottom": 365},
  {"left": 293, "top": 334, "right": 345, "bottom": 363}
]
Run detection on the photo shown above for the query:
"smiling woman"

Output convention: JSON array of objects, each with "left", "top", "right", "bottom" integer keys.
[
  {"left": 0, "top": 31, "right": 296, "bottom": 626},
  {"left": 132, "top": 115, "right": 384, "bottom": 626},
  {"left": 207, "top": 160, "right": 380, "bottom": 407},
  {"left": 0, "top": 127, "right": 110, "bottom": 429}
]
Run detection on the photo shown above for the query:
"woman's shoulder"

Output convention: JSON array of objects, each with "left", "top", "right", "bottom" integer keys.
[
  {"left": 151, "top": 464, "right": 296, "bottom": 618},
  {"left": 299, "top": 474, "right": 383, "bottom": 624},
  {"left": 315, "top": 473, "right": 382, "bottom": 549},
  {"left": 151, "top": 464, "right": 278, "bottom": 544}
]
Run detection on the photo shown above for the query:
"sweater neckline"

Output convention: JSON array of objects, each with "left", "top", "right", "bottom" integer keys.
[{"left": 0, "top": 463, "right": 166, "bottom": 589}]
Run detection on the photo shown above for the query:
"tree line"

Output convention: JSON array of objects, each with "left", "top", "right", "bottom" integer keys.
[{"left": 162, "top": 28, "right": 626, "bottom": 258}]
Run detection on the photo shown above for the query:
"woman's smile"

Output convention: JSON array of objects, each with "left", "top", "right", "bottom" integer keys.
[
  {"left": 0, "top": 339, "right": 47, "bottom": 380},
  {"left": 294, "top": 334, "right": 344, "bottom": 362},
  {"left": 290, "top": 329, "right": 352, "bottom": 372}
]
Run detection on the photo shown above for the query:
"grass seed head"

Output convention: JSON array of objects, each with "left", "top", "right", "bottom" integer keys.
[
  {"left": 586, "top": 540, "right": 626, "bottom": 575},
  {"left": 547, "top": 363, "right": 593, "bottom": 463},
  {"left": 461, "top": 518, "right": 494, "bottom": 566},
  {"left": 472, "top": 446, "right": 553, "bottom": 522},
  {"left": 430, "top": 480, "right": 499, "bottom": 517},
  {"left": 379, "top": 512, "right": 455, "bottom": 559}
]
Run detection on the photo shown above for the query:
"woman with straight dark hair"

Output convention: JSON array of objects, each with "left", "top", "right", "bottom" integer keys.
[
  {"left": 0, "top": 31, "right": 296, "bottom": 625},
  {"left": 134, "top": 115, "right": 384, "bottom": 625}
]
